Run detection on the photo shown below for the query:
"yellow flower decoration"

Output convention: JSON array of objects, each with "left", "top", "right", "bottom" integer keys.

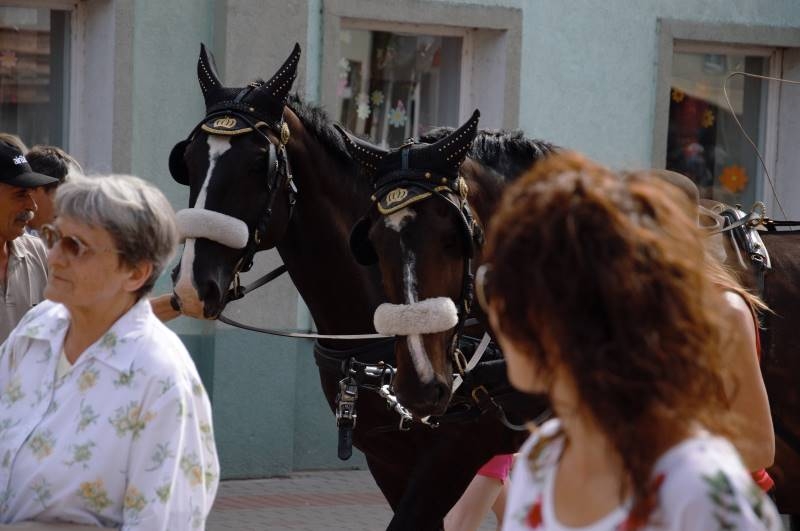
[
  {"left": 719, "top": 165, "right": 748, "bottom": 193},
  {"left": 671, "top": 89, "right": 685, "bottom": 103},
  {"left": 702, "top": 109, "right": 715, "bottom": 128}
]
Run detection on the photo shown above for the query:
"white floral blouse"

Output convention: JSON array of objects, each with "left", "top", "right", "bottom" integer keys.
[
  {"left": 0, "top": 299, "right": 219, "bottom": 530},
  {"left": 502, "top": 419, "right": 781, "bottom": 531}
]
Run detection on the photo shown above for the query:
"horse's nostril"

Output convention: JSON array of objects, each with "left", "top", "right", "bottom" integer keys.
[
  {"left": 435, "top": 381, "right": 449, "bottom": 404},
  {"left": 200, "top": 280, "right": 223, "bottom": 306}
]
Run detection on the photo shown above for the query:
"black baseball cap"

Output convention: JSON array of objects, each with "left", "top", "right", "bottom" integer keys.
[{"left": 0, "top": 140, "right": 59, "bottom": 188}]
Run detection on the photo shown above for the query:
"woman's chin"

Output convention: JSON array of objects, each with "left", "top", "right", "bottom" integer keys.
[{"left": 43, "top": 284, "right": 68, "bottom": 303}]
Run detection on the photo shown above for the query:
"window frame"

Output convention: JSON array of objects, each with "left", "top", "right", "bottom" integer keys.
[
  {"left": 0, "top": 0, "right": 77, "bottom": 148},
  {"left": 653, "top": 19, "right": 800, "bottom": 214},
  {"left": 321, "top": 0, "right": 522, "bottom": 130}
]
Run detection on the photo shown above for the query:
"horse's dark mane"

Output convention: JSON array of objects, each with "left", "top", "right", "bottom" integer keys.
[
  {"left": 283, "top": 96, "right": 555, "bottom": 191},
  {"left": 420, "top": 127, "right": 557, "bottom": 181},
  {"left": 287, "top": 94, "right": 354, "bottom": 169}
]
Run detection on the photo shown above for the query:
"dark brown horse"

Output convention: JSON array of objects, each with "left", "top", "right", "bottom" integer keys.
[
  {"left": 337, "top": 117, "right": 555, "bottom": 418},
  {"left": 759, "top": 227, "right": 800, "bottom": 520},
  {"left": 170, "top": 44, "right": 544, "bottom": 530}
]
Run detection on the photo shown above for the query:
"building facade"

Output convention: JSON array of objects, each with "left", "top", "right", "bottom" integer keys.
[{"left": 1, "top": 0, "right": 798, "bottom": 478}]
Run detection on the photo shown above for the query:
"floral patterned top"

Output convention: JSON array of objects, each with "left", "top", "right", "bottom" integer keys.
[
  {"left": 502, "top": 419, "right": 780, "bottom": 531},
  {"left": 0, "top": 299, "right": 219, "bottom": 529}
]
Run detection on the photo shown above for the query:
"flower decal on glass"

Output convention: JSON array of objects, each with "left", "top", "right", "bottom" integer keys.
[
  {"left": 370, "top": 90, "right": 385, "bottom": 106},
  {"left": 719, "top": 165, "right": 748, "bottom": 193},
  {"left": 702, "top": 109, "right": 715, "bottom": 128},
  {"left": 356, "top": 93, "right": 371, "bottom": 120},
  {"left": 388, "top": 101, "right": 407, "bottom": 128},
  {"left": 671, "top": 88, "right": 685, "bottom": 103}
]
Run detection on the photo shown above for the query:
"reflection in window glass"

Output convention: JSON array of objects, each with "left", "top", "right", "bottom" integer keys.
[
  {"left": 0, "top": 6, "right": 70, "bottom": 148},
  {"left": 667, "top": 52, "right": 767, "bottom": 207},
  {"left": 336, "top": 29, "right": 461, "bottom": 147}
]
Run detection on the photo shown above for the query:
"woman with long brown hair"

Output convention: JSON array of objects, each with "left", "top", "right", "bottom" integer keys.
[{"left": 478, "top": 152, "right": 779, "bottom": 530}]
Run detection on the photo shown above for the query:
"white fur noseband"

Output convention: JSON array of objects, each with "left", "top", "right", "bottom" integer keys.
[
  {"left": 374, "top": 297, "right": 459, "bottom": 335},
  {"left": 176, "top": 208, "right": 250, "bottom": 250}
]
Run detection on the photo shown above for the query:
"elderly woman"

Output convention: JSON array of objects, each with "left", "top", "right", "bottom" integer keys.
[
  {"left": 0, "top": 175, "right": 218, "bottom": 529},
  {"left": 477, "top": 152, "right": 779, "bottom": 530}
]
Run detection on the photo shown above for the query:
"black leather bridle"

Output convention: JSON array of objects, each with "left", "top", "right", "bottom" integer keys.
[{"left": 352, "top": 162, "right": 484, "bottom": 379}]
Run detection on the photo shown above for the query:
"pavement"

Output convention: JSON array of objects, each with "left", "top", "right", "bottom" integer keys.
[{"left": 207, "top": 469, "right": 498, "bottom": 531}]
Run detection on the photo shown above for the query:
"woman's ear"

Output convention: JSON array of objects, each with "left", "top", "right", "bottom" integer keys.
[{"left": 124, "top": 261, "right": 153, "bottom": 294}]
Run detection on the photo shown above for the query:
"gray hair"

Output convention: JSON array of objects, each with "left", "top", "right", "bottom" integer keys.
[{"left": 55, "top": 174, "right": 178, "bottom": 299}]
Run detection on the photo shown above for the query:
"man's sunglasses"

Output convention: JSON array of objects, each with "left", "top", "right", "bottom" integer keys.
[{"left": 41, "top": 224, "right": 120, "bottom": 259}]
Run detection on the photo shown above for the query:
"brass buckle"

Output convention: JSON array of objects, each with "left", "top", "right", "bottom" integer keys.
[
  {"left": 470, "top": 385, "right": 489, "bottom": 404},
  {"left": 453, "top": 348, "right": 468, "bottom": 375}
]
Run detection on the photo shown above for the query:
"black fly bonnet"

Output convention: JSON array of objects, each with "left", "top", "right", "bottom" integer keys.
[
  {"left": 336, "top": 110, "right": 482, "bottom": 353},
  {"left": 338, "top": 109, "right": 483, "bottom": 268},
  {"left": 169, "top": 43, "right": 300, "bottom": 273}
]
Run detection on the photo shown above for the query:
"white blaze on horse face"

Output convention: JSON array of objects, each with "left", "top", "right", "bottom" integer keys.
[
  {"left": 174, "top": 136, "right": 232, "bottom": 318},
  {"left": 401, "top": 247, "right": 435, "bottom": 383},
  {"left": 384, "top": 208, "right": 416, "bottom": 232}
]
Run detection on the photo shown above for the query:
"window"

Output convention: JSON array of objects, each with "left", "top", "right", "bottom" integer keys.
[
  {"left": 335, "top": 29, "right": 462, "bottom": 146},
  {"left": 0, "top": 5, "right": 70, "bottom": 148},
  {"left": 666, "top": 48, "right": 770, "bottom": 206},
  {"left": 321, "top": 1, "right": 522, "bottom": 133}
]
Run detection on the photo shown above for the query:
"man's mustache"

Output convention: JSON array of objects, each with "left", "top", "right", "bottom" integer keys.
[{"left": 14, "top": 210, "right": 34, "bottom": 223}]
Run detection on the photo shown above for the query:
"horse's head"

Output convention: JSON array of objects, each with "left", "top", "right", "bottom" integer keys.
[
  {"left": 171, "top": 43, "right": 301, "bottom": 318},
  {"left": 336, "top": 111, "right": 482, "bottom": 417}
]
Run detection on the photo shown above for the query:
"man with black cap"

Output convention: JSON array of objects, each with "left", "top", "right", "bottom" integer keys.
[{"left": 0, "top": 139, "right": 58, "bottom": 341}]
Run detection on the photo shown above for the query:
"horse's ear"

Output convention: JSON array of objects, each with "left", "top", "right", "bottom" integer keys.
[
  {"left": 260, "top": 43, "right": 302, "bottom": 105},
  {"left": 198, "top": 43, "right": 224, "bottom": 107},
  {"left": 425, "top": 109, "right": 480, "bottom": 174},
  {"left": 333, "top": 124, "right": 387, "bottom": 174},
  {"left": 169, "top": 139, "right": 191, "bottom": 186},
  {"left": 349, "top": 216, "right": 378, "bottom": 266}
]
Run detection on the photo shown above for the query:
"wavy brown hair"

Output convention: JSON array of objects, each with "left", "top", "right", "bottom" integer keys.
[{"left": 484, "top": 151, "right": 734, "bottom": 522}]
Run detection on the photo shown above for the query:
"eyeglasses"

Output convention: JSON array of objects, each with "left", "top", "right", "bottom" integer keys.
[
  {"left": 40, "top": 224, "right": 120, "bottom": 260},
  {"left": 474, "top": 263, "right": 493, "bottom": 312}
]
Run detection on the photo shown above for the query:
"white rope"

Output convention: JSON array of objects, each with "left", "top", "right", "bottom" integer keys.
[{"left": 722, "top": 72, "right": 800, "bottom": 221}]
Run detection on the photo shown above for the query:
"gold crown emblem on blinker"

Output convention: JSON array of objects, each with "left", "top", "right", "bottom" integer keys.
[
  {"left": 213, "top": 117, "right": 237, "bottom": 129},
  {"left": 280, "top": 122, "right": 291, "bottom": 145},
  {"left": 385, "top": 188, "right": 409, "bottom": 205},
  {"left": 457, "top": 176, "right": 469, "bottom": 199}
]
